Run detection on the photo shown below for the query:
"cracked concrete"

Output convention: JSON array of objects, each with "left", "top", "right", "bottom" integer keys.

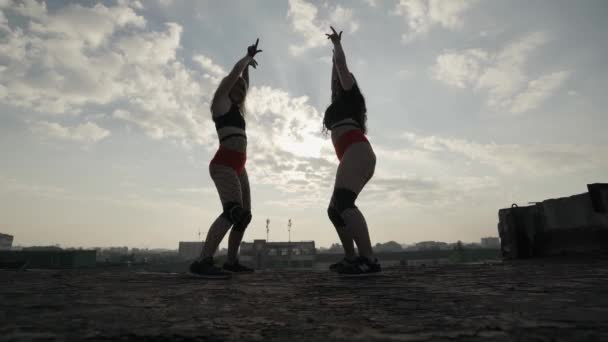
[{"left": 1, "top": 259, "right": 607, "bottom": 341}]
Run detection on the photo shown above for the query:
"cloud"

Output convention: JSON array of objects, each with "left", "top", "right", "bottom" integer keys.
[
  {"left": 432, "top": 32, "right": 569, "bottom": 114},
  {"left": 193, "top": 54, "right": 226, "bottom": 77},
  {"left": 394, "top": 0, "right": 477, "bottom": 42},
  {"left": 30, "top": 121, "right": 110, "bottom": 143},
  {"left": 363, "top": 0, "right": 377, "bottom": 7},
  {"left": 244, "top": 86, "right": 337, "bottom": 205},
  {"left": 399, "top": 132, "right": 607, "bottom": 175},
  {"left": 0, "top": 2, "right": 216, "bottom": 145},
  {"left": 287, "top": 0, "right": 360, "bottom": 56},
  {"left": 193, "top": 54, "right": 226, "bottom": 85},
  {"left": 432, "top": 49, "right": 488, "bottom": 88},
  {"left": 114, "top": 22, "right": 181, "bottom": 65},
  {"left": 0, "top": 176, "right": 67, "bottom": 198},
  {"left": 509, "top": 71, "right": 570, "bottom": 114},
  {"left": 329, "top": 5, "right": 359, "bottom": 35},
  {"left": 363, "top": 175, "right": 498, "bottom": 208},
  {"left": 0, "top": 1, "right": 148, "bottom": 113},
  {"left": 365, "top": 131, "right": 608, "bottom": 208},
  {"left": 1, "top": 1, "right": 342, "bottom": 201},
  {"left": 30, "top": 2, "right": 146, "bottom": 48}
]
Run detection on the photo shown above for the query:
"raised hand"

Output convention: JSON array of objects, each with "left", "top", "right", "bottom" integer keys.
[
  {"left": 325, "top": 26, "right": 342, "bottom": 45},
  {"left": 249, "top": 58, "right": 258, "bottom": 69},
  {"left": 247, "top": 38, "right": 262, "bottom": 57}
]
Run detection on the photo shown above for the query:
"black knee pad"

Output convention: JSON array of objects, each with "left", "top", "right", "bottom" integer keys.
[
  {"left": 327, "top": 206, "right": 345, "bottom": 227},
  {"left": 221, "top": 202, "right": 249, "bottom": 225},
  {"left": 333, "top": 188, "right": 358, "bottom": 213},
  {"left": 232, "top": 210, "right": 252, "bottom": 233}
]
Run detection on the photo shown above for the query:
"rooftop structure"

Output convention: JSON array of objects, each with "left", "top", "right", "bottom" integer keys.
[
  {"left": 498, "top": 183, "right": 608, "bottom": 259},
  {"left": 0, "top": 233, "right": 13, "bottom": 250},
  {"left": 239, "top": 239, "right": 315, "bottom": 269},
  {"left": 178, "top": 241, "right": 204, "bottom": 261}
]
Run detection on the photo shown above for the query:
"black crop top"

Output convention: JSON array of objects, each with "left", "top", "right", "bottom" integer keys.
[
  {"left": 213, "top": 103, "right": 246, "bottom": 130},
  {"left": 323, "top": 84, "right": 365, "bottom": 130}
]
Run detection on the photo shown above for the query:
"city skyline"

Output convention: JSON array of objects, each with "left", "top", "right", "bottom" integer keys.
[{"left": 1, "top": 0, "right": 607, "bottom": 249}]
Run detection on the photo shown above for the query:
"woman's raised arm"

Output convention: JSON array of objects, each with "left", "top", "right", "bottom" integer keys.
[
  {"left": 326, "top": 27, "right": 354, "bottom": 91},
  {"left": 211, "top": 39, "right": 261, "bottom": 108}
]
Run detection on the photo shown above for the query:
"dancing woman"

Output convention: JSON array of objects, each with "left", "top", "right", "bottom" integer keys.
[
  {"left": 189, "top": 39, "right": 262, "bottom": 278},
  {"left": 324, "top": 27, "right": 380, "bottom": 275}
]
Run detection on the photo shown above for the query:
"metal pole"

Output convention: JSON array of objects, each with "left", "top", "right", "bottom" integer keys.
[
  {"left": 287, "top": 219, "right": 292, "bottom": 268},
  {"left": 266, "top": 218, "right": 270, "bottom": 242}
]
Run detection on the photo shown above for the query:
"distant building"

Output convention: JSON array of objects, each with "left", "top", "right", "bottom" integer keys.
[
  {"left": 95, "top": 247, "right": 131, "bottom": 263},
  {"left": 0, "top": 249, "right": 96, "bottom": 269},
  {"left": 22, "top": 246, "right": 62, "bottom": 251},
  {"left": 0, "top": 233, "right": 13, "bottom": 250},
  {"left": 375, "top": 241, "right": 403, "bottom": 252},
  {"left": 102, "top": 247, "right": 129, "bottom": 254},
  {"left": 239, "top": 240, "right": 316, "bottom": 269},
  {"left": 480, "top": 237, "right": 500, "bottom": 249},
  {"left": 415, "top": 241, "right": 449, "bottom": 251},
  {"left": 178, "top": 241, "right": 204, "bottom": 260}
]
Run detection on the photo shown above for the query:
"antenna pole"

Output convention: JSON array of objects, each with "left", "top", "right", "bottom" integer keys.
[{"left": 266, "top": 218, "right": 270, "bottom": 241}]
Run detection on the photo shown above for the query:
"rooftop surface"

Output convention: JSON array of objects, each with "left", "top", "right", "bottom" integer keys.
[{"left": 1, "top": 259, "right": 608, "bottom": 341}]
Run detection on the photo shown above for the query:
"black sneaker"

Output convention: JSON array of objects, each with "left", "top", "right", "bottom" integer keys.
[
  {"left": 329, "top": 257, "right": 356, "bottom": 272},
  {"left": 337, "top": 256, "right": 382, "bottom": 277},
  {"left": 189, "top": 257, "right": 232, "bottom": 279},
  {"left": 223, "top": 260, "right": 254, "bottom": 273}
]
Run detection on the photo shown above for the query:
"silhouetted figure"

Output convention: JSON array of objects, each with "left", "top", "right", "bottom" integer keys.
[
  {"left": 189, "top": 39, "right": 262, "bottom": 279},
  {"left": 323, "top": 27, "right": 380, "bottom": 276}
]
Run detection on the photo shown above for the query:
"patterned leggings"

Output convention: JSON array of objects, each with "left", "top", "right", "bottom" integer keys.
[
  {"left": 329, "top": 142, "right": 376, "bottom": 258},
  {"left": 201, "top": 164, "right": 251, "bottom": 261}
]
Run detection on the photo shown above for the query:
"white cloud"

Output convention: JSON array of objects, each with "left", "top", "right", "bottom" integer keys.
[
  {"left": 287, "top": 0, "right": 360, "bottom": 56},
  {"left": 30, "top": 2, "right": 146, "bottom": 48},
  {"left": 193, "top": 55, "right": 225, "bottom": 76},
  {"left": 12, "top": 0, "right": 47, "bottom": 20},
  {"left": 193, "top": 54, "right": 226, "bottom": 82},
  {"left": 477, "top": 32, "right": 549, "bottom": 108},
  {"left": 509, "top": 71, "right": 570, "bottom": 114},
  {"left": 0, "top": 176, "right": 67, "bottom": 198},
  {"left": 394, "top": 0, "right": 477, "bottom": 42},
  {"left": 287, "top": 0, "right": 328, "bottom": 56},
  {"left": 0, "top": 1, "right": 342, "bottom": 200},
  {"left": 246, "top": 86, "right": 334, "bottom": 197},
  {"left": 329, "top": 5, "right": 359, "bottom": 34},
  {"left": 157, "top": 0, "right": 174, "bottom": 7},
  {"left": 0, "top": 8, "right": 7, "bottom": 29},
  {"left": 432, "top": 48, "right": 488, "bottom": 88},
  {"left": 363, "top": 175, "right": 499, "bottom": 208},
  {"left": 363, "top": 0, "right": 377, "bottom": 7},
  {"left": 30, "top": 121, "right": 111, "bottom": 143},
  {"left": 400, "top": 132, "right": 607, "bottom": 175},
  {"left": 115, "top": 22, "right": 181, "bottom": 65},
  {"left": 0, "top": 2, "right": 217, "bottom": 146},
  {"left": 0, "top": 1, "right": 149, "bottom": 113},
  {"left": 432, "top": 32, "right": 569, "bottom": 114}
]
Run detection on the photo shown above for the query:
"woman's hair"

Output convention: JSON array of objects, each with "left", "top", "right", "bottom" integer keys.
[{"left": 323, "top": 74, "right": 367, "bottom": 134}]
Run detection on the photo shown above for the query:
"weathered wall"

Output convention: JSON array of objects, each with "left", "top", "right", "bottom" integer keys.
[{"left": 498, "top": 184, "right": 608, "bottom": 259}]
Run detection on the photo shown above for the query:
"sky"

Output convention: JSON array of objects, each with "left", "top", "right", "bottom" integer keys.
[{"left": 0, "top": 0, "right": 606, "bottom": 249}]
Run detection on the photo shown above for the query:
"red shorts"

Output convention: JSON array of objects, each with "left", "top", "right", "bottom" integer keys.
[
  {"left": 333, "top": 129, "right": 369, "bottom": 161},
  {"left": 210, "top": 145, "right": 247, "bottom": 175}
]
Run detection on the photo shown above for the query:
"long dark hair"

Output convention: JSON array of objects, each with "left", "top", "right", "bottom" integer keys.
[{"left": 323, "top": 74, "right": 367, "bottom": 134}]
